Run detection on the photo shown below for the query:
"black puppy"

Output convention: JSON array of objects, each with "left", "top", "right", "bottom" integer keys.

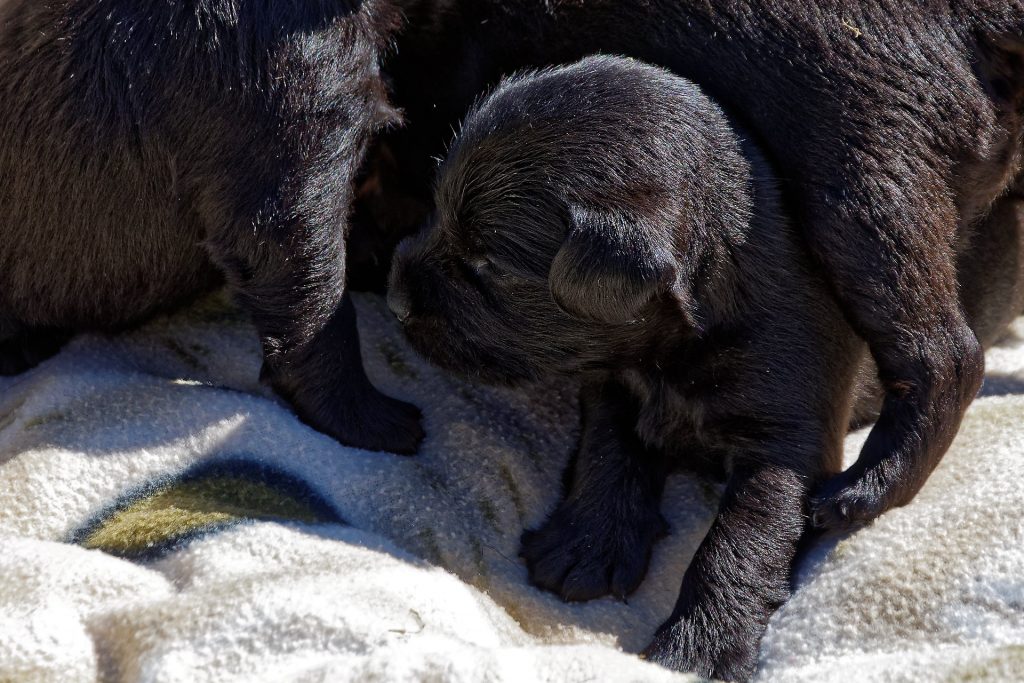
[
  {"left": 0, "top": 0, "right": 422, "bottom": 453},
  {"left": 389, "top": 56, "right": 1024, "bottom": 679},
  {"left": 389, "top": 56, "right": 864, "bottom": 680},
  {"left": 363, "top": 0, "right": 1024, "bottom": 521}
]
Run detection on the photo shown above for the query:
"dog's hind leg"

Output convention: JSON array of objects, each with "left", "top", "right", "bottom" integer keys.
[
  {"left": 847, "top": 180, "right": 1024, "bottom": 423},
  {"left": 192, "top": 102, "right": 423, "bottom": 454},
  {"left": 805, "top": 158, "right": 986, "bottom": 531}
]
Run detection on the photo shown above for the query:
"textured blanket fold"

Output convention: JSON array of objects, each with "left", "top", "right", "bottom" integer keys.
[{"left": 1, "top": 293, "right": 1022, "bottom": 682}]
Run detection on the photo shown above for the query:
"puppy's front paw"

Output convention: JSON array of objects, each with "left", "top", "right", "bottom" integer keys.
[
  {"left": 809, "top": 467, "right": 888, "bottom": 531},
  {"left": 643, "top": 617, "right": 757, "bottom": 682},
  {"left": 520, "top": 499, "right": 667, "bottom": 602},
  {"left": 284, "top": 380, "right": 425, "bottom": 455},
  {"left": 334, "top": 390, "right": 425, "bottom": 455}
]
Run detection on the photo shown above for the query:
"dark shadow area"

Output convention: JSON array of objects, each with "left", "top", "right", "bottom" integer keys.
[
  {"left": 791, "top": 526, "right": 849, "bottom": 589},
  {"left": 993, "top": 326, "right": 1024, "bottom": 348},
  {"left": 979, "top": 372, "right": 1024, "bottom": 398}
]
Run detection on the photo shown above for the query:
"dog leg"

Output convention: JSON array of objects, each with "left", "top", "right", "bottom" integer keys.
[
  {"left": 806, "top": 175, "right": 985, "bottom": 530},
  {"left": 643, "top": 463, "right": 805, "bottom": 681},
  {"left": 520, "top": 378, "right": 669, "bottom": 602},
  {"left": 197, "top": 118, "right": 424, "bottom": 454}
]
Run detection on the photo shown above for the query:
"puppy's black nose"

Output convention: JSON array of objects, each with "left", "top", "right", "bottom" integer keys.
[{"left": 387, "top": 288, "right": 413, "bottom": 323}]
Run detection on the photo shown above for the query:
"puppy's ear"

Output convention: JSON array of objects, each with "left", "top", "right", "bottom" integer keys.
[{"left": 549, "top": 204, "right": 681, "bottom": 324}]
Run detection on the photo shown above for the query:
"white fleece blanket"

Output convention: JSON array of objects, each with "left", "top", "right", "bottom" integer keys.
[{"left": 1, "top": 292, "right": 1022, "bottom": 683}]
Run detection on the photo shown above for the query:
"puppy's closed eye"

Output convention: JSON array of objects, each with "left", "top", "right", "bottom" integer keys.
[
  {"left": 468, "top": 255, "right": 497, "bottom": 275},
  {"left": 468, "top": 252, "right": 536, "bottom": 282},
  {"left": 453, "top": 255, "right": 506, "bottom": 296}
]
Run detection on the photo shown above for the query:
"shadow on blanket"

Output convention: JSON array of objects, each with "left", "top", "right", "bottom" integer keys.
[{"left": 979, "top": 373, "right": 1024, "bottom": 397}]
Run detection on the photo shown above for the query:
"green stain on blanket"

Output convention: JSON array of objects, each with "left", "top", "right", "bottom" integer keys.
[
  {"left": 182, "top": 291, "right": 250, "bottom": 327},
  {"left": 72, "top": 459, "right": 343, "bottom": 560},
  {"left": 24, "top": 411, "right": 70, "bottom": 430}
]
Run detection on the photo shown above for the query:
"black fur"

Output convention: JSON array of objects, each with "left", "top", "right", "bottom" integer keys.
[
  {"left": 0, "top": 0, "right": 424, "bottom": 453},
  {"left": 387, "top": 56, "right": 1024, "bottom": 680},
  {"left": 363, "top": 0, "right": 1024, "bottom": 518}
]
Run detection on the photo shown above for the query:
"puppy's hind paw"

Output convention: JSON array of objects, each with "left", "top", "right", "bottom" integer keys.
[
  {"left": 642, "top": 618, "right": 757, "bottom": 682},
  {"left": 809, "top": 468, "right": 890, "bottom": 532},
  {"left": 642, "top": 627, "right": 706, "bottom": 678}
]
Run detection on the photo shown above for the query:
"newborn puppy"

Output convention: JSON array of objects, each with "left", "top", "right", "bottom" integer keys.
[
  {"left": 390, "top": 55, "right": 1024, "bottom": 679},
  {"left": 0, "top": 0, "right": 422, "bottom": 453},
  {"left": 365, "top": 0, "right": 1024, "bottom": 520},
  {"left": 390, "top": 56, "right": 864, "bottom": 680}
]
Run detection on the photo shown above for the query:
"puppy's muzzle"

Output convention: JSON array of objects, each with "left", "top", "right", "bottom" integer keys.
[{"left": 387, "top": 288, "right": 413, "bottom": 323}]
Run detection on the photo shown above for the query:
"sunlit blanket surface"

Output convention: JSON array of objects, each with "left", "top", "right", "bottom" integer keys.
[{"left": 1, "top": 293, "right": 1022, "bottom": 683}]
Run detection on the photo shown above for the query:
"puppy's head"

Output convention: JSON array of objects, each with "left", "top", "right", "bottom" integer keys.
[{"left": 388, "top": 56, "right": 737, "bottom": 384}]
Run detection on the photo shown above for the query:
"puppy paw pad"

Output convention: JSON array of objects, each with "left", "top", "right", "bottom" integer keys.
[
  {"left": 520, "top": 503, "right": 665, "bottom": 602},
  {"left": 810, "top": 477, "right": 886, "bottom": 531}
]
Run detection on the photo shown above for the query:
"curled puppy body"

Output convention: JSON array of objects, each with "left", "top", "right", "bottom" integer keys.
[
  {"left": 364, "top": 0, "right": 1024, "bottom": 523},
  {"left": 389, "top": 56, "right": 864, "bottom": 681},
  {"left": 0, "top": 0, "right": 424, "bottom": 453}
]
